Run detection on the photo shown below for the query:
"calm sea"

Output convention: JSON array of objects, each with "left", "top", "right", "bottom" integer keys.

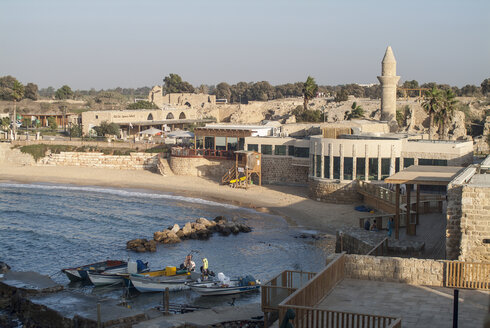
[{"left": 0, "top": 182, "right": 328, "bottom": 309}]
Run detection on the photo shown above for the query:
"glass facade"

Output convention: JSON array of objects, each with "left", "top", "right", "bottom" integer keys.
[
  {"left": 419, "top": 158, "right": 448, "bottom": 166},
  {"left": 247, "top": 144, "right": 258, "bottom": 151},
  {"left": 368, "top": 158, "right": 378, "bottom": 180},
  {"left": 294, "top": 147, "right": 310, "bottom": 158},
  {"left": 404, "top": 158, "right": 414, "bottom": 168},
  {"left": 288, "top": 145, "right": 295, "bottom": 156},
  {"left": 204, "top": 137, "right": 214, "bottom": 149},
  {"left": 344, "top": 157, "right": 353, "bottom": 180},
  {"left": 275, "top": 145, "right": 286, "bottom": 155},
  {"left": 215, "top": 137, "right": 226, "bottom": 150},
  {"left": 395, "top": 157, "right": 400, "bottom": 172},
  {"left": 356, "top": 158, "right": 365, "bottom": 180},
  {"left": 333, "top": 156, "right": 341, "bottom": 179},
  {"left": 261, "top": 144, "right": 272, "bottom": 155},
  {"left": 381, "top": 158, "right": 391, "bottom": 179},
  {"left": 324, "top": 156, "right": 330, "bottom": 179},
  {"left": 227, "top": 137, "right": 238, "bottom": 151},
  {"left": 316, "top": 155, "right": 322, "bottom": 177}
]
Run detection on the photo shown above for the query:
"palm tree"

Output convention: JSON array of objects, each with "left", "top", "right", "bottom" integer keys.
[
  {"left": 422, "top": 87, "right": 442, "bottom": 140},
  {"left": 11, "top": 80, "right": 24, "bottom": 139},
  {"left": 302, "top": 76, "right": 318, "bottom": 111},
  {"left": 435, "top": 89, "right": 458, "bottom": 140}
]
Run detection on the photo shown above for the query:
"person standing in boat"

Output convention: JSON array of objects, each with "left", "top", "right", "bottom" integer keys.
[{"left": 183, "top": 254, "right": 195, "bottom": 272}]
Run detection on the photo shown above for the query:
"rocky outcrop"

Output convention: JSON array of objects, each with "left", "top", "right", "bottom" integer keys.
[
  {"left": 126, "top": 239, "right": 157, "bottom": 252},
  {"left": 126, "top": 217, "right": 252, "bottom": 252},
  {"left": 0, "top": 261, "right": 10, "bottom": 274}
]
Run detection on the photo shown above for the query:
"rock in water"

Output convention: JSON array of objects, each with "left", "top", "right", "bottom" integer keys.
[
  {"left": 182, "top": 222, "right": 193, "bottom": 237},
  {"left": 163, "top": 231, "right": 181, "bottom": 244},
  {"left": 0, "top": 261, "right": 10, "bottom": 273},
  {"left": 171, "top": 224, "right": 180, "bottom": 234}
]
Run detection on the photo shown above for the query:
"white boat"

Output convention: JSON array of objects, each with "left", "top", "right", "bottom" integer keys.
[
  {"left": 87, "top": 271, "right": 127, "bottom": 286},
  {"left": 188, "top": 279, "right": 261, "bottom": 296},
  {"left": 130, "top": 271, "right": 201, "bottom": 293}
]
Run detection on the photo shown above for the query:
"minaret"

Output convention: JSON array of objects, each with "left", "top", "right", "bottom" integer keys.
[{"left": 377, "top": 46, "right": 400, "bottom": 122}]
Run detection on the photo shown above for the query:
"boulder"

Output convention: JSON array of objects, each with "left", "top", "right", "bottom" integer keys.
[
  {"left": 196, "top": 229, "right": 211, "bottom": 240},
  {"left": 127, "top": 238, "right": 148, "bottom": 250},
  {"left": 171, "top": 224, "right": 180, "bottom": 234},
  {"left": 144, "top": 240, "right": 157, "bottom": 252},
  {"left": 176, "top": 230, "right": 185, "bottom": 239},
  {"left": 218, "top": 224, "right": 231, "bottom": 236},
  {"left": 190, "top": 232, "right": 198, "bottom": 239},
  {"left": 238, "top": 223, "right": 252, "bottom": 233},
  {"left": 182, "top": 222, "right": 193, "bottom": 236},
  {"left": 194, "top": 223, "right": 207, "bottom": 232},
  {"left": 153, "top": 231, "right": 166, "bottom": 242},
  {"left": 163, "top": 231, "right": 181, "bottom": 244},
  {"left": 214, "top": 216, "right": 227, "bottom": 223},
  {"left": 0, "top": 261, "right": 11, "bottom": 274},
  {"left": 196, "top": 217, "right": 213, "bottom": 228},
  {"left": 135, "top": 246, "right": 146, "bottom": 253},
  {"left": 230, "top": 224, "right": 240, "bottom": 234}
]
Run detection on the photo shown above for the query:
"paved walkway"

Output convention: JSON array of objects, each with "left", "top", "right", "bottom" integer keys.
[{"left": 318, "top": 279, "right": 489, "bottom": 328}]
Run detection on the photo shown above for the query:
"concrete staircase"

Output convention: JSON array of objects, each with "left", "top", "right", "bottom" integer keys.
[{"left": 157, "top": 156, "right": 174, "bottom": 176}]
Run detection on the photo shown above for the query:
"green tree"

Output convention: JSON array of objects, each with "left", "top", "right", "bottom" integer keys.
[
  {"left": 55, "top": 85, "right": 73, "bottom": 100},
  {"left": 435, "top": 89, "right": 458, "bottom": 140},
  {"left": 24, "top": 83, "right": 39, "bottom": 100},
  {"left": 47, "top": 117, "right": 58, "bottom": 131},
  {"left": 162, "top": 74, "right": 194, "bottom": 94},
  {"left": 302, "top": 76, "right": 318, "bottom": 111},
  {"left": 69, "top": 124, "right": 82, "bottom": 137},
  {"left": 345, "top": 102, "right": 365, "bottom": 120},
  {"left": 334, "top": 88, "right": 349, "bottom": 102},
  {"left": 93, "top": 121, "right": 120, "bottom": 136},
  {"left": 422, "top": 87, "right": 443, "bottom": 139},
  {"left": 481, "top": 78, "right": 490, "bottom": 95},
  {"left": 127, "top": 100, "right": 159, "bottom": 109},
  {"left": 402, "top": 80, "right": 419, "bottom": 89},
  {"left": 0, "top": 75, "right": 18, "bottom": 100},
  {"left": 1, "top": 117, "right": 10, "bottom": 131},
  {"left": 214, "top": 82, "right": 232, "bottom": 102}
]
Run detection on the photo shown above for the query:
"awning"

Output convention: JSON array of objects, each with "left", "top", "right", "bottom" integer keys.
[
  {"left": 139, "top": 127, "right": 163, "bottom": 135},
  {"left": 384, "top": 165, "right": 465, "bottom": 186},
  {"left": 166, "top": 130, "right": 194, "bottom": 138}
]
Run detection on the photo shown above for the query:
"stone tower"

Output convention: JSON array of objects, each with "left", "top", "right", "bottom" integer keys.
[{"left": 377, "top": 46, "right": 400, "bottom": 122}]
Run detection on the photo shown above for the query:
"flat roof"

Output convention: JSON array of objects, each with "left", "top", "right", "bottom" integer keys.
[
  {"left": 119, "top": 119, "right": 214, "bottom": 126},
  {"left": 384, "top": 165, "right": 465, "bottom": 185}
]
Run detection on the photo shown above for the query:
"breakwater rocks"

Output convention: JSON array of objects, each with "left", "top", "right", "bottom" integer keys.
[{"left": 127, "top": 217, "right": 252, "bottom": 252}]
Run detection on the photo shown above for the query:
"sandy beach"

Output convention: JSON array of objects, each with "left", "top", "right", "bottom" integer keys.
[{"left": 0, "top": 164, "right": 362, "bottom": 234}]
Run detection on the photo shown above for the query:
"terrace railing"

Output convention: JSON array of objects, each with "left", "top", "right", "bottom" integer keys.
[
  {"left": 170, "top": 147, "right": 234, "bottom": 159},
  {"left": 445, "top": 261, "right": 490, "bottom": 290}
]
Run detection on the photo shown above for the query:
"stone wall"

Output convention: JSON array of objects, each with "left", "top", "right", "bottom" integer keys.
[
  {"left": 261, "top": 156, "right": 309, "bottom": 185},
  {"left": 447, "top": 179, "right": 490, "bottom": 262},
  {"left": 0, "top": 143, "right": 36, "bottom": 166},
  {"left": 344, "top": 254, "right": 444, "bottom": 286},
  {"left": 169, "top": 156, "right": 234, "bottom": 178},
  {"left": 459, "top": 185, "right": 490, "bottom": 261},
  {"left": 41, "top": 152, "right": 158, "bottom": 170},
  {"left": 308, "top": 179, "right": 362, "bottom": 204},
  {"left": 335, "top": 228, "right": 384, "bottom": 255}
]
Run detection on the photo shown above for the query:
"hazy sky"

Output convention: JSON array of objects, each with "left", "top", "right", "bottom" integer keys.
[{"left": 1, "top": 0, "right": 489, "bottom": 89}]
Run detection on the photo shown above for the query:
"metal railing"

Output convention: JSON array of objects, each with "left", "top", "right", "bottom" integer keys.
[
  {"left": 445, "top": 261, "right": 490, "bottom": 290},
  {"left": 170, "top": 147, "right": 234, "bottom": 159}
]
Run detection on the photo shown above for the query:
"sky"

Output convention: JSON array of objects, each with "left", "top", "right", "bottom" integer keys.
[{"left": 0, "top": 0, "right": 489, "bottom": 90}]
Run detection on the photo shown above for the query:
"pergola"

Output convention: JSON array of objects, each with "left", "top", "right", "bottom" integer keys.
[{"left": 384, "top": 165, "right": 465, "bottom": 239}]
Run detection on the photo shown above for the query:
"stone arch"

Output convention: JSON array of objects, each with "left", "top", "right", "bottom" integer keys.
[
  {"left": 147, "top": 113, "right": 154, "bottom": 120},
  {"left": 179, "top": 112, "right": 186, "bottom": 119},
  {"left": 166, "top": 112, "right": 174, "bottom": 120}
]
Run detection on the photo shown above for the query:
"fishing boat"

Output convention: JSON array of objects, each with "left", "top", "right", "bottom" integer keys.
[
  {"left": 62, "top": 260, "right": 127, "bottom": 282},
  {"left": 129, "top": 266, "right": 201, "bottom": 293},
  {"left": 188, "top": 275, "right": 260, "bottom": 296},
  {"left": 87, "top": 260, "right": 149, "bottom": 286}
]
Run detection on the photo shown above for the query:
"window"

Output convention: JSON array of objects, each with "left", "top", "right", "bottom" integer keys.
[
  {"left": 294, "top": 147, "right": 309, "bottom": 158},
  {"left": 395, "top": 158, "right": 400, "bottom": 172},
  {"left": 324, "top": 156, "right": 330, "bottom": 179},
  {"left": 356, "top": 158, "right": 365, "bottom": 180},
  {"left": 248, "top": 144, "right": 258, "bottom": 151},
  {"left": 227, "top": 137, "right": 238, "bottom": 151},
  {"left": 147, "top": 113, "right": 153, "bottom": 120},
  {"left": 333, "top": 156, "right": 341, "bottom": 179},
  {"left": 404, "top": 158, "right": 414, "bottom": 168},
  {"left": 195, "top": 137, "right": 204, "bottom": 149},
  {"left": 316, "top": 155, "right": 322, "bottom": 177},
  {"left": 261, "top": 144, "right": 272, "bottom": 155},
  {"left": 419, "top": 158, "right": 448, "bottom": 166},
  {"left": 275, "top": 145, "right": 286, "bottom": 155},
  {"left": 95, "top": 115, "right": 98, "bottom": 119},
  {"left": 288, "top": 145, "right": 295, "bottom": 156},
  {"left": 238, "top": 138, "right": 245, "bottom": 150},
  {"left": 368, "top": 158, "right": 378, "bottom": 180},
  {"left": 216, "top": 137, "right": 226, "bottom": 150},
  {"left": 205, "top": 137, "right": 214, "bottom": 149},
  {"left": 179, "top": 112, "right": 186, "bottom": 119},
  {"left": 344, "top": 157, "right": 353, "bottom": 180},
  {"left": 166, "top": 113, "right": 174, "bottom": 119},
  {"left": 381, "top": 158, "right": 391, "bottom": 179}
]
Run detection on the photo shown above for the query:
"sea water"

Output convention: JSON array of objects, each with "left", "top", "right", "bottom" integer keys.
[{"left": 0, "top": 182, "right": 328, "bottom": 309}]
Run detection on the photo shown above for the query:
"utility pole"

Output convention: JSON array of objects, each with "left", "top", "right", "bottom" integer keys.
[{"left": 12, "top": 100, "right": 17, "bottom": 140}]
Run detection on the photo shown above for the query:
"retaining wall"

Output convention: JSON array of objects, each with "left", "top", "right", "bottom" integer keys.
[
  {"left": 308, "top": 179, "right": 362, "bottom": 204},
  {"left": 41, "top": 152, "right": 159, "bottom": 170}
]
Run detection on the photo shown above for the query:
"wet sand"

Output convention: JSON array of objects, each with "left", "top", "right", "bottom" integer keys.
[{"left": 0, "top": 165, "right": 362, "bottom": 234}]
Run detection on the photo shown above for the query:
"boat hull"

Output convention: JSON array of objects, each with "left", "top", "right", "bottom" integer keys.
[
  {"left": 130, "top": 274, "right": 191, "bottom": 293},
  {"left": 189, "top": 281, "right": 261, "bottom": 296},
  {"left": 62, "top": 260, "right": 127, "bottom": 282},
  {"left": 87, "top": 272, "right": 126, "bottom": 286}
]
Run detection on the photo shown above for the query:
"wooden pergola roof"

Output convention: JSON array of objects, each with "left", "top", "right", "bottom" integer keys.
[
  {"left": 385, "top": 165, "right": 465, "bottom": 186},
  {"left": 194, "top": 127, "right": 252, "bottom": 138}
]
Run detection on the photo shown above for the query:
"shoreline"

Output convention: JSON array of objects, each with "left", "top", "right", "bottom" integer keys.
[{"left": 0, "top": 165, "right": 362, "bottom": 234}]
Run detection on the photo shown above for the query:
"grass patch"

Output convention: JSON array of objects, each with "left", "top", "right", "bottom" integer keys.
[
  {"left": 145, "top": 144, "right": 170, "bottom": 154},
  {"left": 18, "top": 144, "right": 75, "bottom": 162}
]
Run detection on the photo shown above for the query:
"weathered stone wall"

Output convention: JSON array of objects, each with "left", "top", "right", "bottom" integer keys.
[
  {"left": 261, "top": 156, "right": 309, "bottom": 185},
  {"left": 335, "top": 229, "right": 382, "bottom": 255},
  {"left": 0, "top": 143, "right": 36, "bottom": 166},
  {"left": 169, "top": 156, "right": 234, "bottom": 178},
  {"left": 308, "top": 179, "right": 362, "bottom": 204},
  {"left": 446, "top": 184, "right": 463, "bottom": 260},
  {"left": 344, "top": 254, "right": 444, "bottom": 286},
  {"left": 41, "top": 152, "right": 158, "bottom": 170},
  {"left": 459, "top": 185, "right": 490, "bottom": 261}
]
